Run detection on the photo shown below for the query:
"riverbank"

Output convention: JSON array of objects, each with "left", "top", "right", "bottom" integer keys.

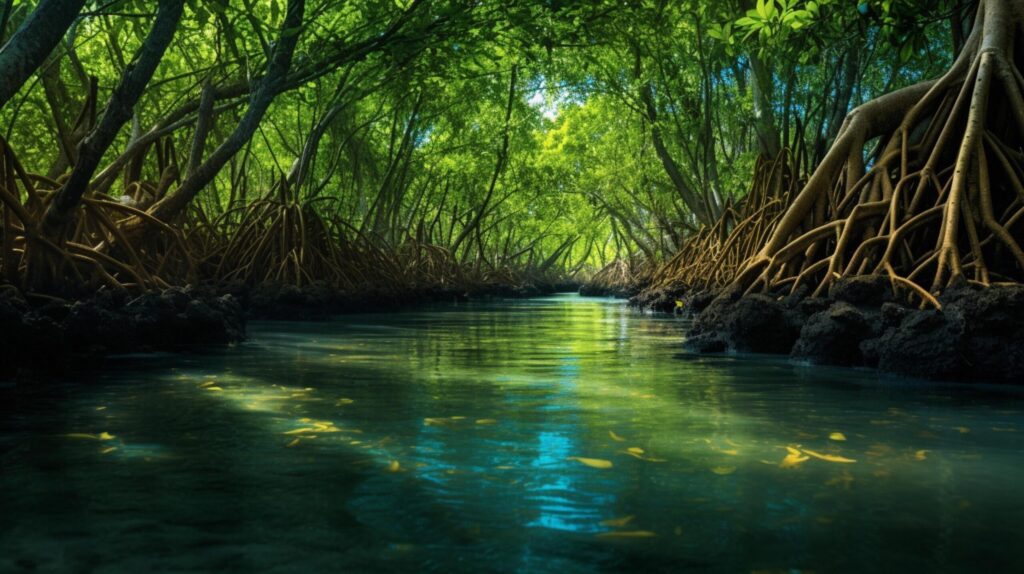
[
  {"left": 631, "top": 277, "right": 1024, "bottom": 384},
  {"left": 0, "top": 279, "right": 579, "bottom": 376}
]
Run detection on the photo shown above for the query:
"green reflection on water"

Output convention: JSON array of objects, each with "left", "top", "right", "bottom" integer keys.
[{"left": 1, "top": 294, "right": 1023, "bottom": 573}]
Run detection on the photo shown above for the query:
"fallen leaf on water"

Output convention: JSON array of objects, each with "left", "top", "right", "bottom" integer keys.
[
  {"left": 66, "top": 432, "right": 116, "bottom": 441},
  {"left": 286, "top": 438, "right": 301, "bottom": 448},
  {"left": 199, "top": 381, "right": 216, "bottom": 388},
  {"left": 205, "top": 386, "right": 224, "bottom": 392},
  {"left": 915, "top": 450, "right": 929, "bottom": 461},
  {"left": 711, "top": 466, "right": 736, "bottom": 475},
  {"left": 495, "top": 465, "right": 515, "bottom": 470},
  {"left": 100, "top": 447, "right": 118, "bottom": 454},
  {"left": 95, "top": 406, "right": 107, "bottom": 411},
  {"left": 335, "top": 398, "right": 354, "bottom": 406},
  {"left": 476, "top": 419, "right": 498, "bottom": 425},
  {"left": 829, "top": 432, "right": 847, "bottom": 441},
  {"left": 600, "top": 515, "right": 635, "bottom": 527},
  {"left": 786, "top": 446, "right": 802, "bottom": 456},
  {"left": 449, "top": 416, "right": 466, "bottom": 420},
  {"left": 388, "top": 460, "right": 401, "bottom": 472},
  {"left": 596, "top": 530, "right": 656, "bottom": 539},
  {"left": 283, "top": 427, "right": 319, "bottom": 435},
  {"left": 627, "top": 447, "right": 645, "bottom": 455},
  {"left": 802, "top": 449, "right": 856, "bottom": 463},
  {"left": 608, "top": 431, "right": 626, "bottom": 442},
  {"left": 624, "top": 450, "right": 666, "bottom": 462},
  {"left": 567, "top": 456, "right": 613, "bottom": 469},
  {"left": 955, "top": 426, "right": 971, "bottom": 434},
  {"left": 719, "top": 449, "right": 739, "bottom": 456},
  {"left": 780, "top": 453, "right": 810, "bottom": 468}
]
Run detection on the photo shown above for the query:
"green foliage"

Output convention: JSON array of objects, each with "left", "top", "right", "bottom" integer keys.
[{"left": 0, "top": 0, "right": 961, "bottom": 273}]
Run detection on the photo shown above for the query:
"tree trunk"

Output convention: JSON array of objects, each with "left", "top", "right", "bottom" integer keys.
[
  {"left": 42, "top": 0, "right": 184, "bottom": 232},
  {"left": 0, "top": 0, "right": 85, "bottom": 109},
  {"left": 146, "top": 0, "right": 305, "bottom": 223}
]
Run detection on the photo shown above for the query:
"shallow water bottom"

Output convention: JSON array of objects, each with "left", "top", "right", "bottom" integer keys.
[{"left": 2, "top": 294, "right": 1023, "bottom": 572}]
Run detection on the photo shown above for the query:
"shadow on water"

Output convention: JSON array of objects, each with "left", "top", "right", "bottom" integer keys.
[{"left": 2, "top": 294, "right": 1024, "bottom": 572}]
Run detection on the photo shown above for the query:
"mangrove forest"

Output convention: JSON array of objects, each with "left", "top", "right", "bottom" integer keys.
[{"left": 1, "top": 0, "right": 1022, "bottom": 572}]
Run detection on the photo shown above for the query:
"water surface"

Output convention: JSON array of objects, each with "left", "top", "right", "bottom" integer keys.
[{"left": 2, "top": 294, "right": 1023, "bottom": 572}]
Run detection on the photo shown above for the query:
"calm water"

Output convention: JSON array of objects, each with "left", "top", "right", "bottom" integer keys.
[{"left": 2, "top": 294, "right": 1023, "bottom": 573}]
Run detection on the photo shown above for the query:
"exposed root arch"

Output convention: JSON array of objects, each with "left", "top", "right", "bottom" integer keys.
[{"left": 730, "top": 0, "right": 1024, "bottom": 301}]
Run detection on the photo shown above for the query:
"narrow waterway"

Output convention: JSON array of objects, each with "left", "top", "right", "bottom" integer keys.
[{"left": 2, "top": 294, "right": 1022, "bottom": 572}]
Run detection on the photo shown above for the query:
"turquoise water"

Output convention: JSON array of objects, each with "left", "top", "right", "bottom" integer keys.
[{"left": 2, "top": 294, "right": 1023, "bottom": 573}]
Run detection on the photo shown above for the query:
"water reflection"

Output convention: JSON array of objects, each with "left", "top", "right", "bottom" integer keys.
[{"left": 1, "top": 294, "right": 1023, "bottom": 572}]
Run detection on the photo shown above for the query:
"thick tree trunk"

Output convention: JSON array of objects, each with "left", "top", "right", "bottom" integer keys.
[
  {"left": 146, "top": 0, "right": 305, "bottom": 223},
  {"left": 730, "top": 0, "right": 1024, "bottom": 300},
  {"left": 0, "top": 0, "right": 85, "bottom": 109},
  {"left": 43, "top": 0, "right": 184, "bottom": 231}
]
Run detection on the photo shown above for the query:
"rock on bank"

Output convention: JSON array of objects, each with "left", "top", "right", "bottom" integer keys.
[{"left": 682, "top": 277, "right": 1024, "bottom": 383}]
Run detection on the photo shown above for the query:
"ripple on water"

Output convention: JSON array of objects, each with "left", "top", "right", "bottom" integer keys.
[{"left": 1, "top": 294, "right": 1023, "bottom": 573}]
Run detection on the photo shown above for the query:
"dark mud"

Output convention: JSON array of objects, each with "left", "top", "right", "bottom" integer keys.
[{"left": 674, "top": 276, "right": 1024, "bottom": 383}]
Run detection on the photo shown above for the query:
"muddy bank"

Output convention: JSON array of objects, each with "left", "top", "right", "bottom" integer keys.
[
  {"left": 670, "top": 277, "right": 1024, "bottom": 383},
  {"left": 0, "top": 285, "right": 246, "bottom": 376},
  {"left": 233, "top": 280, "right": 580, "bottom": 320},
  {"left": 0, "top": 279, "right": 580, "bottom": 376}
]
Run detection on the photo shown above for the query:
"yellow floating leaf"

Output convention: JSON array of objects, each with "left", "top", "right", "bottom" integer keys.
[
  {"left": 915, "top": 449, "right": 929, "bottom": 461},
  {"left": 608, "top": 431, "right": 626, "bottom": 442},
  {"left": 98, "top": 432, "right": 115, "bottom": 441},
  {"left": 95, "top": 406, "right": 107, "bottom": 411},
  {"left": 388, "top": 460, "right": 401, "bottom": 472},
  {"left": 495, "top": 465, "right": 515, "bottom": 470},
  {"left": 424, "top": 417, "right": 453, "bottom": 427},
  {"left": 205, "top": 386, "right": 224, "bottom": 392},
  {"left": 674, "top": 300, "right": 684, "bottom": 308},
  {"left": 283, "top": 427, "right": 318, "bottom": 435},
  {"left": 449, "top": 416, "right": 466, "bottom": 420},
  {"left": 626, "top": 447, "right": 645, "bottom": 455},
  {"left": 336, "top": 398, "right": 354, "bottom": 406},
  {"left": 623, "top": 450, "right": 667, "bottom": 463},
  {"left": 719, "top": 449, "right": 739, "bottom": 456},
  {"left": 600, "top": 515, "right": 635, "bottom": 527},
  {"left": 596, "top": 530, "right": 656, "bottom": 539},
  {"left": 100, "top": 447, "right": 118, "bottom": 454},
  {"left": 199, "top": 381, "right": 216, "bottom": 388},
  {"left": 802, "top": 449, "right": 856, "bottom": 463},
  {"left": 567, "top": 456, "right": 613, "bottom": 469},
  {"left": 66, "top": 433, "right": 100, "bottom": 440},
  {"left": 475, "top": 419, "right": 498, "bottom": 425},
  {"left": 286, "top": 438, "right": 301, "bottom": 448},
  {"left": 829, "top": 432, "right": 847, "bottom": 441},
  {"left": 785, "top": 446, "right": 802, "bottom": 456},
  {"left": 780, "top": 453, "right": 810, "bottom": 468}
]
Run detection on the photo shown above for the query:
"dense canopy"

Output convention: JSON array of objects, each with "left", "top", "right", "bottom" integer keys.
[{"left": 0, "top": 0, "right": 983, "bottom": 297}]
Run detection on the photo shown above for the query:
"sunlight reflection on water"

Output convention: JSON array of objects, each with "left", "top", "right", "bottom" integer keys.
[{"left": 1, "top": 294, "right": 1023, "bottom": 572}]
